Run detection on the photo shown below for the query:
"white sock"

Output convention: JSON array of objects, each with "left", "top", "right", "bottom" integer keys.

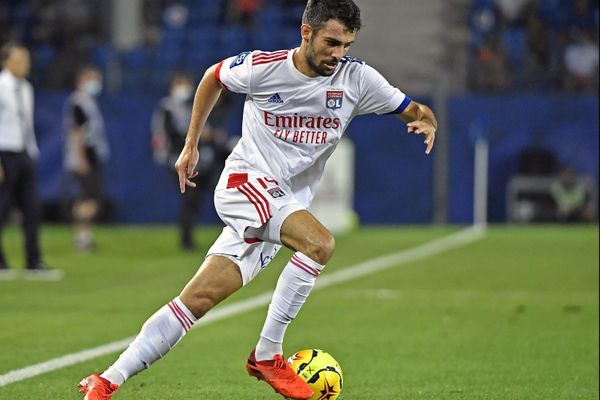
[
  {"left": 255, "top": 252, "right": 324, "bottom": 361},
  {"left": 75, "top": 231, "right": 93, "bottom": 247},
  {"left": 101, "top": 297, "right": 196, "bottom": 385}
]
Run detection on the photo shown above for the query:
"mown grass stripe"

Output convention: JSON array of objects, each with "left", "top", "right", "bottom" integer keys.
[{"left": 0, "top": 225, "right": 484, "bottom": 387}]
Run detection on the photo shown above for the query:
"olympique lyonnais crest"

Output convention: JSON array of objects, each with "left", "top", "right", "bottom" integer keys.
[
  {"left": 267, "top": 187, "right": 286, "bottom": 198},
  {"left": 326, "top": 90, "right": 344, "bottom": 110}
]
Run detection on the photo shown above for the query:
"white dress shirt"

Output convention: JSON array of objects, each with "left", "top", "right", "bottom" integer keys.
[{"left": 0, "top": 68, "right": 39, "bottom": 158}]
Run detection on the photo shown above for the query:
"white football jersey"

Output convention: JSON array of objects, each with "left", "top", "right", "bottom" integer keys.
[{"left": 215, "top": 48, "right": 411, "bottom": 207}]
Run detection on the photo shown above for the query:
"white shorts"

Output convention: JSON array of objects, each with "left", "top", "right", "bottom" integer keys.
[{"left": 207, "top": 170, "right": 305, "bottom": 285}]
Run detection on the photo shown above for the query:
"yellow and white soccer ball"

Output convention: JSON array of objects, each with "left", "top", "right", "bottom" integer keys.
[{"left": 287, "top": 349, "right": 343, "bottom": 400}]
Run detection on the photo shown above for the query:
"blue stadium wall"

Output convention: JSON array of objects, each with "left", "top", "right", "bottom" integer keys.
[
  {"left": 34, "top": 93, "right": 598, "bottom": 224},
  {"left": 448, "top": 95, "right": 599, "bottom": 223}
]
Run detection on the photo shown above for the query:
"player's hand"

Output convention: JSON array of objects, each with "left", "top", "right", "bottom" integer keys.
[
  {"left": 407, "top": 120, "right": 436, "bottom": 155},
  {"left": 175, "top": 145, "right": 199, "bottom": 193}
]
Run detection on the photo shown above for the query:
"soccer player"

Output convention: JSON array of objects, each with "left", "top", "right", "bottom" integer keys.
[{"left": 78, "top": 0, "right": 437, "bottom": 399}]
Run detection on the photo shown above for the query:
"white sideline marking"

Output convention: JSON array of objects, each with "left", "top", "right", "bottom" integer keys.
[{"left": 0, "top": 225, "right": 485, "bottom": 387}]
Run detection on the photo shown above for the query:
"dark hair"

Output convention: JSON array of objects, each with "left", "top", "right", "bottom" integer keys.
[
  {"left": 169, "top": 70, "right": 194, "bottom": 86},
  {"left": 0, "top": 41, "right": 26, "bottom": 64},
  {"left": 302, "top": 0, "right": 362, "bottom": 33},
  {"left": 76, "top": 64, "right": 101, "bottom": 79},
  {"left": 74, "top": 64, "right": 101, "bottom": 88}
]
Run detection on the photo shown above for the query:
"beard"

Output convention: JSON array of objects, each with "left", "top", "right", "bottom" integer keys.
[{"left": 306, "top": 40, "right": 337, "bottom": 77}]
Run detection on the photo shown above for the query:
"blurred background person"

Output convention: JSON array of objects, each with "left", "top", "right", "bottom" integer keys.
[
  {"left": 151, "top": 71, "right": 228, "bottom": 251},
  {"left": 468, "top": 33, "right": 513, "bottom": 91},
  {"left": 551, "top": 166, "right": 595, "bottom": 223},
  {"left": 63, "top": 64, "right": 110, "bottom": 252},
  {"left": 563, "top": 30, "right": 599, "bottom": 93},
  {"left": 0, "top": 41, "right": 60, "bottom": 280},
  {"left": 225, "top": 0, "right": 263, "bottom": 30}
]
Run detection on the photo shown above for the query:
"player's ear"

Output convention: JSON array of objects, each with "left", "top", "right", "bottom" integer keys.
[{"left": 300, "top": 24, "right": 312, "bottom": 42}]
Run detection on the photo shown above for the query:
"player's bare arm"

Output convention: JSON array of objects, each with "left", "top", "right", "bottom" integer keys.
[
  {"left": 71, "top": 127, "right": 91, "bottom": 174},
  {"left": 175, "top": 63, "right": 223, "bottom": 193},
  {"left": 398, "top": 101, "right": 437, "bottom": 155}
]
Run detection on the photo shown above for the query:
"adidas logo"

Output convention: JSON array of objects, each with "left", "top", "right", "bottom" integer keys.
[{"left": 268, "top": 93, "right": 284, "bottom": 103}]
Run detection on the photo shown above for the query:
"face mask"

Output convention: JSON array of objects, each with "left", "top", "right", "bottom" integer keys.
[
  {"left": 172, "top": 85, "right": 193, "bottom": 101},
  {"left": 82, "top": 80, "right": 102, "bottom": 97}
]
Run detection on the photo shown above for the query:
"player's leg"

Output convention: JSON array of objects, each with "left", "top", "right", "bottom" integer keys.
[
  {"left": 279, "top": 209, "right": 335, "bottom": 264},
  {"left": 255, "top": 209, "right": 334, "bottom": 361},
  {"left": 243, "top": 208, "right": 330, "bottom": 399},
  {"left": 178, "top": 174, "right": 204, "bottom": 250},
  {"left": 15, "top": 154, "right": 43, "bottom": 270},
  {"left": 80, "top": 254, "right": 242, "bottom": 398},
  {"left": 178, "top": 252, "right": 243, "bottom": 316},
  {"left": 72, "top": 199, "right": 97, "bottom": 250},
  {"left": 0, "top": 153, "right": 17, "bottom": 271},
  {"left": 102, "top": 254, "right": 242, "bottom": 383},
  {"left": 72, "top": 167, "right": 102, "bottom": 251}
]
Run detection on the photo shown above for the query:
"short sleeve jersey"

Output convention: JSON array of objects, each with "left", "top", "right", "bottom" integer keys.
[{"left": 216, "top": 48, "right": 411, "bottom": 206}]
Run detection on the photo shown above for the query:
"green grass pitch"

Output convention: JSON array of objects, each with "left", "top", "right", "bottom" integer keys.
[{"left": 0, "top": 224, "right": 598, "bottom": 399}]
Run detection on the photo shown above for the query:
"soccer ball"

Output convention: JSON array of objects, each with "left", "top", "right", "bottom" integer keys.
[{"left": 288, "top": 349, "right": 343, "bottom": 400}]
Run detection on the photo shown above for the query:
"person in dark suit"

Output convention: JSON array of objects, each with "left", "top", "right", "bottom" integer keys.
[{"left": 0, "top": 41, "right": 61, "bottom": 280}]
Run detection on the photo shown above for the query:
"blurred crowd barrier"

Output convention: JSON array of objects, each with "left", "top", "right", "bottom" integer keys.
[
  {"left": 469, "top": 0, "right": 599, "bottom": 93},
  {"left": 2, "top": 0, "right": 597, "bottom": 225},
  {"left": 0, "top": 0, "right": 306, "bottom": 94},
  {"left": 32, "top": 93, "right": 598, "bottom": 224},
  {"left": 448, "top": 94, "right": 598, "bottom": 222}
]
